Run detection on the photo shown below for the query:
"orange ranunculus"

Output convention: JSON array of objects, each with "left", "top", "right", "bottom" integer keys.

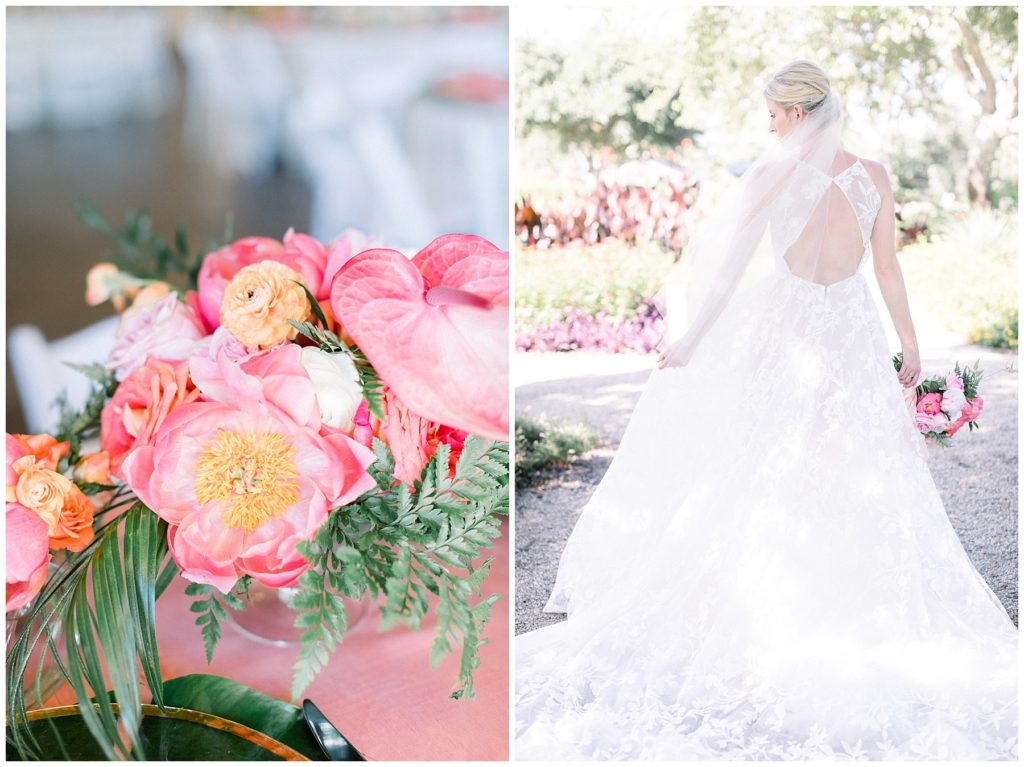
[
  {"left": 11, "top": 456, "right": 94, "bottom": 552},
  {"left": 220, "top": 261, "right": 311, "bottom": 349}
]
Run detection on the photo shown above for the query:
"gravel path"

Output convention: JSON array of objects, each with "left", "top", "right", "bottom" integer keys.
[{"left": 515, "top": 346, "right": 1018, "bottom": 634}]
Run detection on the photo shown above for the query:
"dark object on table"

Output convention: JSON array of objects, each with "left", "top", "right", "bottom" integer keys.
[{"left": 302, "top": 699, "right": 365, "bottom": 761}]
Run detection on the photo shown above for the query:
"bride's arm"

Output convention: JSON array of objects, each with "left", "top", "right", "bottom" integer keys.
[{"left": 868, "top": 162, "right": 921, "bottom": 387}]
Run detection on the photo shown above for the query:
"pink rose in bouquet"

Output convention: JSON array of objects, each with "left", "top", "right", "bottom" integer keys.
[
  {"left": 121, "top": 343, "right": 376, "bottom": 593},
  {"left": 101, "top": 358, "right": 200, "bottom": 478},
  {"left": 6, "top": 502, "right": 51, "bottom": 612},
  {"left": 107, "top": 293, "right": 207, "bottom": 380}
]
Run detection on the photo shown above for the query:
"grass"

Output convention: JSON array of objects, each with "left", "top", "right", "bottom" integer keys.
[{"left": 515, "top": 415, "right": 601, "bottom": 486}]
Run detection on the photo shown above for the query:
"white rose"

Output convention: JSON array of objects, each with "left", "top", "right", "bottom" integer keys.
[
  {"left": 299, "top": 347, "right": 363, "bottom": 431},
  {"left": 941, "top": 385, "right": 966, "bottom": 421}
]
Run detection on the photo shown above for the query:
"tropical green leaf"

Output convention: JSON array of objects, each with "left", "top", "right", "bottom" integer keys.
[{"left": 160, "top": 674, "right": 325, "bottom": 760}]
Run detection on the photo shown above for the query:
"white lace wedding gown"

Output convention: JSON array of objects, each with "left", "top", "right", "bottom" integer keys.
[{"left": 515, "top": 159, "right": 1018, "bottom": 760}]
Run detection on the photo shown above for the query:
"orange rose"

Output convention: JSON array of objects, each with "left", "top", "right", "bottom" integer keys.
[
  {"left": 10, "top": 434, "right": 69, "bottom": 473},
  {"left": 220, "top": 261, "right": 310, "bottom": 349},
  {"left": 11, "top": 456, "right": 94, "bottom": 552},
  {"left": 74, "top": 451, "right": 112, "bottom": 485},
  {"left": 85, "top": 262, "right": 147, "bottom": 312}
]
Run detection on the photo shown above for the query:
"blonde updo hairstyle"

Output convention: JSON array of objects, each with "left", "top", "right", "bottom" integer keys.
[{"left": 764, "top": 60, "right": 831, "bottom": 116}]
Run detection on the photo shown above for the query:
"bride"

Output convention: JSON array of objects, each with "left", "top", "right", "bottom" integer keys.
[{"left": 515, "top": 61, "right": 1017, "bottom": 760}]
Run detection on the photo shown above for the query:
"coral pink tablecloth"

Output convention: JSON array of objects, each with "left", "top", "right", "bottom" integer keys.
[
  {"left": 48, "top": 522, "right": 509, "bottom": 761},
  {"left": 158, "top": 522, "right": 508, "bottom": 761}
]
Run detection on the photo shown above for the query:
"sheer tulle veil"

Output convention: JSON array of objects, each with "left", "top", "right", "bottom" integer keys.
[{"left": 655, "top": 90, "right": 844, "bottom": 361}]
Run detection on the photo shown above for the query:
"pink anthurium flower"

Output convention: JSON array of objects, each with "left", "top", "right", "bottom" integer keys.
[{"left": 330, "top": 234, "right": 508, "bottom": 441}]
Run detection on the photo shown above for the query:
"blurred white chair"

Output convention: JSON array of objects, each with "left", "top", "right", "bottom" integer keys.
[
  {"left": 8, "top": 317, "right": 120, "bottom": 434},
  {"left": 44, "top": 9, "right": 173, "bottom": 129},
  {"left": 408, "top": 95, "right": 509, "bottom": 248}
]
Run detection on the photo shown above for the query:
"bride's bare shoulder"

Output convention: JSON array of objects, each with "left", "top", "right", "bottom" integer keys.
[{"left": 858, "top": 157, "right": 892, "bottom": 194}]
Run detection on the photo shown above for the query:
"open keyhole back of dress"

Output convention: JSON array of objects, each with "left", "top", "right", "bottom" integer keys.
[{"left": 779, "top": 156, "right": 882, "bottom": 289}]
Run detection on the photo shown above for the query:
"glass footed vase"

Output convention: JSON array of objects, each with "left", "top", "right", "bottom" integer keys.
[
  {"left": 226, "top": 581, "right": 371, "bottom": 648},
  {"left": 6, "top": 588, "right": 66, "bottom": 708}
]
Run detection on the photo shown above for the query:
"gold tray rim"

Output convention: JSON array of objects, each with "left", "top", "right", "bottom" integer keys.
[{"left": 17, "top": 703, "right": 311, "bottom": 761}]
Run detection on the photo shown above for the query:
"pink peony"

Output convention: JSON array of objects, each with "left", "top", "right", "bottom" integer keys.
[
  {"left": 914, "top": 392, "right": 947, "bottom": 434},
  {"left": 281, "top": 229, "right": 331, "bottom": 299},
  {"left": 101, "top": 358, "right": 200, "bottom": 478},
  {"left": 107, "top": 293, "right": 207, "bottom": 380},
  {"left": 121, "top": 345, "right": 376, "bottom": 593},
  {"left": 916, "top": 392, "right": 943, "bottom": 416},
  {"left": 190, "top": 339, "right": 320, "bottom": 429},
  {"left": 6, "top": 502, "right": 51, "bottom": 612}
]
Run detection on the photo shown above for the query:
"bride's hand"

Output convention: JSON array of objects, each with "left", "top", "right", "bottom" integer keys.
[
  {"left": 657, "top": 339, "right": 693, "bottom": 369},
  {"left": 898, "top": 347, "right": 921, "bottom": 387}
]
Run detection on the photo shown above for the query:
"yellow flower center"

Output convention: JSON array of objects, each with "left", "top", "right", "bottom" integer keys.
[{"left": 194, "top": 430, "right": 300, "bottom": 533}]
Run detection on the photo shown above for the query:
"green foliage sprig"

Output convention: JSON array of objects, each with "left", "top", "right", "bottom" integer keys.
[
  {"left": 54, "top": 363, "right": 118, "bottom": 470},
  {"left": 290, "top": 435, "right": 509, "bottom": 701},
  {"left": 75, "top": 203, "right": 233, "bottom": 289},
  {"left": 185, "top": 577, "right": 253, "bottom": 664}
]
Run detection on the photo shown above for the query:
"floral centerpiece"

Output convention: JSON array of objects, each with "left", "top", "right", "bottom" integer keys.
[
  {"left": 7, "top": 208, "right": 509, "bottom": 759},
  {"left": 894, "top": 353, "right": 984, "bottom": 446}
]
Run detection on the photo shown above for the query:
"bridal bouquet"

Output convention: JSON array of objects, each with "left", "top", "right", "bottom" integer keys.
[
  {"left": 7, "top": 208, "right": 509, "bottom": 760},
  {"left": 894, "top": 354, "right": 984, "bottom": 446}
]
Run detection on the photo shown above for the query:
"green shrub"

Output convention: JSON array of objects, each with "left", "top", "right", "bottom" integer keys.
[
  {"left": 516, "top": 240, "right": 675, "bottom": 328},
  {"left": 515, "top": 415, "right": 601, "bottom": 486},
  {"left": 900, "top": 208, "right": 1018, "bottom": 350}
]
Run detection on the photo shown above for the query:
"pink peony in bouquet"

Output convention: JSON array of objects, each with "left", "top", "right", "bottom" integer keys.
[{"left": 894, "top": 354, "right": 984, "bottom": 446}]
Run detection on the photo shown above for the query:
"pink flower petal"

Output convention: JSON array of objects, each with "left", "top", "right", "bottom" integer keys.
[
  {"left": 331, "top": 235, "right": 508, "bottom": 440},
  {"left": 168, "top": 522, "right": 241, "bottom": 594},
  {"left": 6, "top": 503, "right": 50, "bottom": 582}
]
